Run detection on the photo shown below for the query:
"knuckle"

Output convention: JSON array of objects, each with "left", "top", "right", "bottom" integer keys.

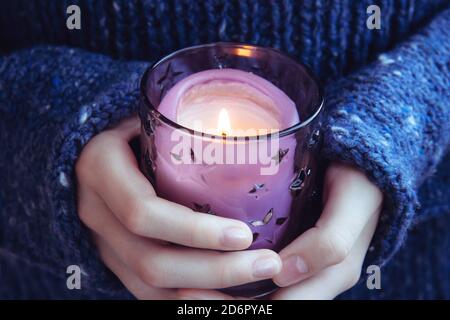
[
  {"left": 186, "top": 218, "right": 201, "bottom": 247},
  {"left": 319, "top": 232, "right": 351, "bottom": 265},
  {"left": 217, "top": 260, "right": 240, "bottom": 288},
  {"left": 345, "top": 266, "right": 362, "bottom": 289},
  {"left": 348, "top": 271, "right": 361, "bottom": 288},
  {"left": 77, "top": 207, "right": 90, "bottom": 225},
  {"left": 217, "top": 252, "right": 260, "bottom": 288},
  {"left": 75, "top": 153, "right": 90, "bottom": 181},
  {"left": 76, "top": 201, "right": 93, "bottom": 227},
  {"left": 188, "top": 218, "right": 213, "bottom": 248},
  {"left": 75, "top": 137, "right": 104, "bottom": 181},
  {"left": 75, "top": 132, "right": 117, "bottom": 177},
  {"left": 140, "top": 266, "right": 159, "bottom": 287},
  {"left": 218, "top": 263, "right": 231, "bottom": 288},
  {"left": 135, "top": 254, "right": 161, "bottom": 287},
  {"left": 123, "top": 200, "right": 145, "bottom": 234}
]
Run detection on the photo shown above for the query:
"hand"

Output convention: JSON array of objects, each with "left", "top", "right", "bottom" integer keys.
[
  {"left": 76, "top": 116, "right": 282, "bottom": 299},
  {"left": 178, "top": 163, "right": 382, "bottom": 300}
]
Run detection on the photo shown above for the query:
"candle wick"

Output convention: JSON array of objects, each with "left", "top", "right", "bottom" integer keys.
[{"left": 222, "top": 132, "right": 227, "bottom": 138}]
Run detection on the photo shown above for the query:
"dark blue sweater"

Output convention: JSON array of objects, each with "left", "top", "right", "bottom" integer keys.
[{"left": 0, "top": 0, "right": 449, "bottom": 299}]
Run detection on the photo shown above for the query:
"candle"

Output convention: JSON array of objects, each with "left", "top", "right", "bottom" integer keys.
[
  {"left": 158, "top": 69, "right": 299, "bottom": 136},
  {"left": 150, "top": 69, "right": 300, "bottom": 252},
  {"left": 139, "top": 43, "right": 324, "bottom": 297}
]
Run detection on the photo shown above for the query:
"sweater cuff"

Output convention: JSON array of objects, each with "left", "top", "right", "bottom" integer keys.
[
  {"left": 321, "top": 9, "right": 450, "bottom": 268},
  {"left": 48, "top": 59, "right": 149, "bottom": 293},
  {"left": 0, "top": 46, "right": 149, "bottom": 294}
]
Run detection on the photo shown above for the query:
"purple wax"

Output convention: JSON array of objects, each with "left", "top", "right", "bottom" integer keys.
[{"left": 151, "top": 69, "right": 300, "bottom": 251}]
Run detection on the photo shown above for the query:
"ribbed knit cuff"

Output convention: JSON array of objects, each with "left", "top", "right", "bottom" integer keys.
[{"left": 321, "top": 9, "right": 450, "bottom": 268}]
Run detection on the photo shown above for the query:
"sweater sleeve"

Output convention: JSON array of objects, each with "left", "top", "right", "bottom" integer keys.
[
  {"left": 322, "top": 9, "right": 450, "bottom": 267},
  {"left": 0, "top": 10, "right": 448, "bottom": 295},
  {"left": 0, "top": 46, "right": 149, "bottom": 293}
]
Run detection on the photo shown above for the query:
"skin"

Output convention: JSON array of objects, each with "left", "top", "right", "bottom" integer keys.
[{"left": 76, "top": 116, "right": 382, "bottom": 300}]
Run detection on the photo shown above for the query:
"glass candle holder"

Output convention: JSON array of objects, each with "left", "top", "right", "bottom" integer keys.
[{"left": 139, "top": 43, "right": 324, "bottom": 298}]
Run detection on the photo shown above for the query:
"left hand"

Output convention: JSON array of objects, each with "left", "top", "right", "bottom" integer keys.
[{"left": 177, "top": 163, "right": 383, "bottom": 300}]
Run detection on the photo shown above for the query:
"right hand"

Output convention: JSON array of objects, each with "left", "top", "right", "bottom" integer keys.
[{"left": 75, "top": 116, "right": 282, "bottom": 299}]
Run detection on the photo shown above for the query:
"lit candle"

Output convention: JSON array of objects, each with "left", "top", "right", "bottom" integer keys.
[
  {"left": 217, "top": 108, "right": 232, "bottom": 136},
  {"left": 139, "top": 43, "right": 324, "bottom": 298},
  {"left": 158, "top": 69, "right": 299, "bottom": 136},
  {"left": 152, "top": 68, "right": 300, "bottom": 251}
]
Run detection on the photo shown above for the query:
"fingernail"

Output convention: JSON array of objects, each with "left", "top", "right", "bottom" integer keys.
[
  {"left": 252, "top": 257, "right": 281, "bottom": 279},
  {"left": 276, "top": 255, "right": 309, "bottom": 286},
  {"left": 221, "top": 227, "right": 250, "bottom": 248}
]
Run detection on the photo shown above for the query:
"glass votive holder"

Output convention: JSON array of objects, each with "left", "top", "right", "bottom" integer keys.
[{"left": 139, "top": 43, "right": 324, "bottom": 298}]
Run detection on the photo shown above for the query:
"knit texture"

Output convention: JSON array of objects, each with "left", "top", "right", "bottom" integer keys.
[
  {"left": 340, "top": 212, "right": 450, "bottom": 299},
  {"left": 0, "top": 47, "right": 149, "bottom": 295},
  {"left": 0, "top": 1, "right": 449, "bottom": 299},
  {"left": 322, "top": 9, "right": 450, "bottom": 270},
  {"left": 1, "top": 0, "right": 449, "bottom": 80}
]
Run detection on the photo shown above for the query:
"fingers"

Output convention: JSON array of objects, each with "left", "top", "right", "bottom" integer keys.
[
  {"left": 177, "top": 212, "right": 380, "bottom": 300},
  {"left": 77, "top": 117, "right": 253, "bottom": 251},
  {"left": 95, "top": 235, "right": 177, "bottom": 300},
  {"left": 273, "top": 164, "right": 382, "bottom": 287},
  {"left": 109, "top": 115, "right": 141, "bottom": 140},
  {"left": 89, "top": 197, "right": 282, "bottom": 289},
  {"left": 133, "top": 246, "right": 281, "bottom": 289},
  {"left": 272, "top": 256, "right": 355, "bottom": 300},
  {"left": 122, "top": 197, "right": 253, "bottom": 251},
  {"left": 318, "top": 163, "right": 383, "bottom": 232},
  {"left": 271, "top": 212, "right": 379, "bottom": 300}
]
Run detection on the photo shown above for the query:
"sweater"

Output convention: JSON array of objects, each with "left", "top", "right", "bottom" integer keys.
[{"left": 0, "top": 0, "right": 449, "bottom": 299}]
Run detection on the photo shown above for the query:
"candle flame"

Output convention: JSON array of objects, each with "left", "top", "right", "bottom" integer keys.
[
  {"left": 235, "top": 47, "right": 252, "bottom": 57},
  {"left": 217, "top": 108, "right": 232, "bottom": 136}
]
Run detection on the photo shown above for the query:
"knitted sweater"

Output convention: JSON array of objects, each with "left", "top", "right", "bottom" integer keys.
[{"left": 0, "top": 0, "right": 449, "bottom": 299}]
